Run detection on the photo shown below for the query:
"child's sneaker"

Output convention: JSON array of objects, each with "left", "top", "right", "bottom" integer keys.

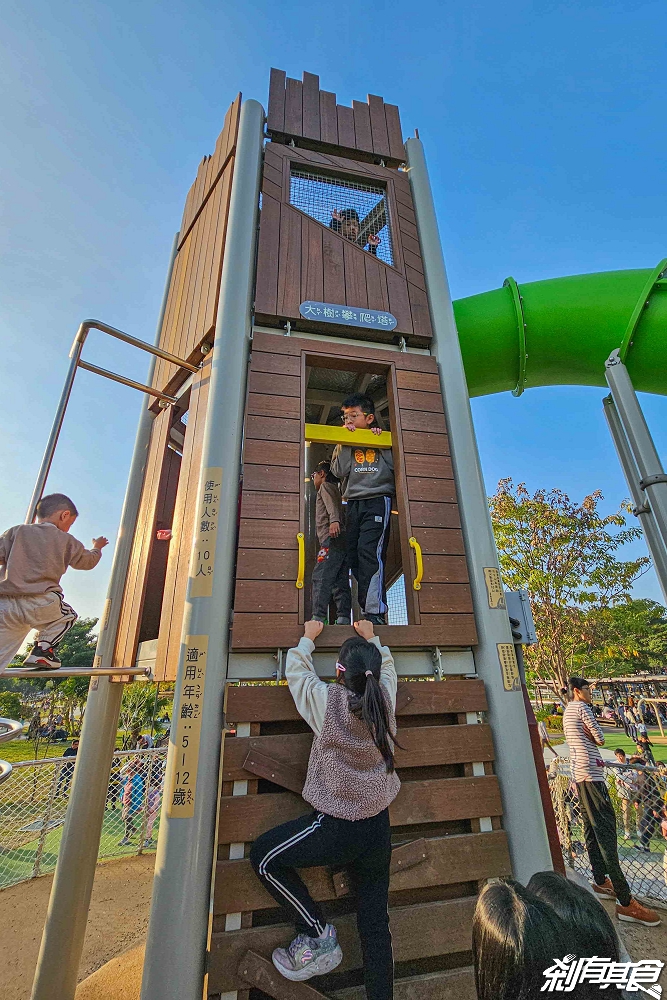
[
  {"left": 363, "top": 614, "right": 386, "bottom": 626},
  {"left": 272, "top": 924, "right": 342, "bottom": 981},
  {"left": 23, "top": 642, "right": 61, "bottom": 670}
]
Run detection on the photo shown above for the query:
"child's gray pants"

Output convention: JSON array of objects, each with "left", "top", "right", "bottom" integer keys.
[{"left": 0, "top": 593, "right": 77, "bottom": 671}]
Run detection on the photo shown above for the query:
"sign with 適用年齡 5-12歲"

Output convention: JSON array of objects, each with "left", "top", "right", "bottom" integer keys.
[{"left": 299, "top": 301, "right": 397, "bottom": 331}]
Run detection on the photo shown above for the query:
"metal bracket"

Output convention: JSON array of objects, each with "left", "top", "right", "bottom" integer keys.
[
  {"left": 504, "top": 276, "right": 528, "bottom": 397},
  {"left": 397, "top": 336, "right": 407, "bottom": 352},
  {"left": 431, "top": 646, "right": 444, "bottom": 680},
  {"left": 639, "top": 473, "right": 667, "bottom": 490},
  {"left": 274, "top": 648, "right": 285, "bottom": 681},
  {"left": 632, "top": 501, "right": 651, "bottom": 516},
  {"left": 618, "top": 257, "right": 667, "bottom": 362}
]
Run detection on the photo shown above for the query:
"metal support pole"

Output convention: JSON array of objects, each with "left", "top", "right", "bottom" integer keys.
[
  {"left": 26, "top": 345, "right": 84, "bottom": 523},
  {"left": 605, "top": 350, "right": 667, "bottom": 597},
  {"left": 30, "top": 231, "right": 179, "bottom": 1000},
  {"left": 405, "top": 137, "right": 552, "bottom": 881},
  {"left": 603, "top": 394, "right": 667, "bottom": 602},
  {"left": 140, "top": 99, "right": 264, "bottom": 1000}
]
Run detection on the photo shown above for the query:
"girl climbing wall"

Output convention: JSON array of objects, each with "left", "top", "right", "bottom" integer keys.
[{"left": 250, "top": 618, "right": 400, "bottom": 1000}]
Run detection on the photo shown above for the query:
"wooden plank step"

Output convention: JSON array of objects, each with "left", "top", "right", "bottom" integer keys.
[
  {"left": 208, "top": 897, "right": 475, "bottom": 993},
  {"left": 218, "top": 777, "right": 502, "bottom": 844},
  {"left": 333, "top": 967, "right": 476, "bottom": 1000},
  {"left": 222, "top": 725, "right": 495, "bottom": 784},
  {"left": 214, "top": 830, "right": 510, "bottom": 915},
  {"left": 238, "top": 951, "right": 330, "bottom": 1000},
  {"left": 225, "top": 680, "right": 488, "bottom": 724}
]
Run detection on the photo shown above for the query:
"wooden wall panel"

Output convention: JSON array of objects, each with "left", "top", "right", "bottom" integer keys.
[
  {"left": 152, "top": 95, "right": 240, "bottom": 394},
  {"left": 231, "top": 332, "right": 476, "bottom": 650},
  {"left": 209, "top": 678, "right": 508, "bottom": 998},
  {"left": 254, "top": 142, "right": 432, "bottom": 345},
  {"left": 267, "top": 69, "right": 406, "bottom": 166}
]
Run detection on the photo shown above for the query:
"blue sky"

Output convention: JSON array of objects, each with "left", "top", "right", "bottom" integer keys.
[{"left": 1, "top": 0, "right": 666, "bottom": 620}]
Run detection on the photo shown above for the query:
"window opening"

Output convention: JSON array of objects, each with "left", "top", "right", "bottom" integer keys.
[
  {"left": 303, "top": 363, "right": 407, "bottom": 625},
  {"left": 138, "top": 397, "right": 189, "bottom": 645},
  {"left": 290, "top": 167, "right": 395, "bottom": 267}
]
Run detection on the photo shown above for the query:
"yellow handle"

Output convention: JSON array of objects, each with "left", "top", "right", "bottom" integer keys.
[
  {"left": 408, "top": 536, "right": 423, "bottom": 591},
  {"left": 296, "top": 532, "right": 305, "bottom": 589}
]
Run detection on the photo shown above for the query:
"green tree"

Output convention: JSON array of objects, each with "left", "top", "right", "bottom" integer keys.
[
  {"left": 56, "top": 618, "right": 98, "bottom": 670},
  {"left": 489, "top": 479, "right": 649, "bottom": 693},
  {"left": 581, "top": 599, "right": 667, "bottom": 674},
  {"left": 0, "top": 691, "right": 23, "bottom": 720},
  {"left": 118, "top": 683, "right": 170, "bottom": 749}
]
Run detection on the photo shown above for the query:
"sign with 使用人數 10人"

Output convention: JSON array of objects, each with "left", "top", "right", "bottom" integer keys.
[
  {"left": 190, "top": 468, "right": 222, "bottom": 598},
  {"left": 299, "top": 301, "right": 397, "bottom": 331}
]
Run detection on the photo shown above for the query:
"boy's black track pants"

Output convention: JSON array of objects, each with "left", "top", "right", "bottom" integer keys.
[
  {"left": 345, "top": 496, "right": 392, "bottom": 617},
  {"left": 250, "top": 808, "right": 393, "bottom": 1000}
]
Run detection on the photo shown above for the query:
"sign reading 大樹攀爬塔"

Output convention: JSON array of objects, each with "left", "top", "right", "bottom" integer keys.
[{"left": 299, "top": 301, "right": 397, "bottom": 331}]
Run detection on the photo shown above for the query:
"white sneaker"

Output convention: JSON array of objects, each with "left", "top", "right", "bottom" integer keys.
[{"left": 272, "top": 924, "right": 342, "bottom": 981}]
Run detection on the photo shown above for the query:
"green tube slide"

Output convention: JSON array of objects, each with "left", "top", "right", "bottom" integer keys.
[{"left": 451, "top": 261, "right": 667, "bottom": 398}]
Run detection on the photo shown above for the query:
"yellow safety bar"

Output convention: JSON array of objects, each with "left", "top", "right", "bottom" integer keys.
[
  {"left": 304, "top": 423, "right": 392, "bottom": 448},
  {"left": 408, "top": 536, "right": 423, "bottom": 590},
  {"left": 296, "top": 532, "right": 305, "bottom": 589}
]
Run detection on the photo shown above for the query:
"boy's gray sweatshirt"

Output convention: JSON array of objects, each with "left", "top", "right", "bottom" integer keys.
[
  {"left": 0, "top": 523, "right": 101, "bottom": 596},
  {"left": 330, "top": 444, "right": 395, "bottom": 500}
]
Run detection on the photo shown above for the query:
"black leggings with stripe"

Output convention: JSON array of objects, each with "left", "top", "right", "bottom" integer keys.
[{"left": 250, "top": 808, "right": 393, "bottom": 1000}]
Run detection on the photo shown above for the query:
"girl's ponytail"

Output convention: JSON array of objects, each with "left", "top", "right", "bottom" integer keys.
[{"left": 338, "top": 637, "right": 401, "bottom": 772}]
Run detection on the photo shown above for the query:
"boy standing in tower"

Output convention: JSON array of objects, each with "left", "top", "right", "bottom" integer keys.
[
  {"left": 0, "top": 493, "right": 108, "bottom": 672},
  {"left": 310, "top": 461, "right": 351, "bottom": 625},
  {"left": 331, "top": 394, "right": 394, "bottom": 625}
]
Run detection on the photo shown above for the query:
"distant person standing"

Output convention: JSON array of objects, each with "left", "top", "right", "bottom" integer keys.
[
  {"left": 55, "top": 739, "right": 79, "bottom": 798},
  {"left": 612, "top": 749, "right": 637, "bottom": 841},
  {"left": 563, "top": 677, "right": 660, "bottom": 927},
  {"left": 0, "top": 493, "right": 108, "bottom": 672}
]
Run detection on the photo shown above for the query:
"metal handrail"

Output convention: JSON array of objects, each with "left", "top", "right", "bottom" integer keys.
[
  {"left": 1, "top": 666, "right": 151, "bottom": 678},
  {"left": 9, "top": 746, "right": 167, "bottom": 769},
  {"left": 0, "top": 717, "right": 25, "bottom": 786},
  {"left": 26, "top": 318, "right": 200, "bottom": 524}
]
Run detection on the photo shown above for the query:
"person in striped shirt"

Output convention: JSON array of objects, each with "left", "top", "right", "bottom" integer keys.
[{"left": 563, "top": 676, "right": 660, "bottom": 928}]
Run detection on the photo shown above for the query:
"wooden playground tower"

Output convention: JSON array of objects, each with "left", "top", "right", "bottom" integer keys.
[{"left": 28, "top": 70, "right": 552, "bottom": 1000}]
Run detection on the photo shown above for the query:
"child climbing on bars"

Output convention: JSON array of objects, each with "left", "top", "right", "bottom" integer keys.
[
  {"left": 0, "top": 493, "right": 108, "bottom": 672},
  {"left": 331, "top": 394, "right": 394, "bottom": 625},
  {"left": 250, "top": 618, "right": 399, "bottom": 1000},
  {"left": 310, "top": 460, "right": 351, "bottom": 625}
]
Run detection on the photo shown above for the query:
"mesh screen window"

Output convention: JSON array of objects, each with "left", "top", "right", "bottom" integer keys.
[{"left": 290, "top": 168, "right": 394, "bottom": 267}]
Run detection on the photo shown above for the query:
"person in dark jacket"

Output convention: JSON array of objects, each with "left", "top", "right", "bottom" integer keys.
[{"left": 310, "top": 461, "right": 351, "bottom": 625}]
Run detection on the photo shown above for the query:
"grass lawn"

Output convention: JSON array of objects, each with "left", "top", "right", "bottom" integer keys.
[
  {"left": 545, "top": 726, "right": 667, "bottom": 763},
  {"left": 0, "top": 740, "right": 72, "bottom": 763}
]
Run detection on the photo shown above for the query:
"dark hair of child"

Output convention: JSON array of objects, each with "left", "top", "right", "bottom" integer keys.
[
  {"left": 568, "top": 676, "right": 589, "bottom": 697},
  {"left": 341, "top": 393, "right": 375, "bottom": 416},
  {"left": 315, "top": 460, "right": 339, "bottom": 484},
  {"left": 36, "top": 493, "right": 79, "bottom": 518},
  {"left": 526, "top": 870, "right": 620, "bottom": 961},
  {"left": 329, "top": 208, "right": 360, "bottom": 232},
  {"left": 336, "top": 636, "right": 401, "bottom": 773},
  {"left": 473, "top": 879, "right": 589, "bottom": 1000}
]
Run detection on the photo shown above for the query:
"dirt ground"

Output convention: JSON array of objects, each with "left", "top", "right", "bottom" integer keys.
[
  {"left": 0, "top": 854, "right": 155, "bottom": 1000},
  {"left": 2, "top": 855, "right": 665, "bottom": 999}
]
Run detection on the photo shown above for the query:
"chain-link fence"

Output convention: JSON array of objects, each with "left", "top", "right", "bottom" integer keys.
[
  {"left": 0, "top": 748, "right": 166, "bottom": 890},
  {"left": 548, "top": 758, "right": 667, "bottom": 902}
]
